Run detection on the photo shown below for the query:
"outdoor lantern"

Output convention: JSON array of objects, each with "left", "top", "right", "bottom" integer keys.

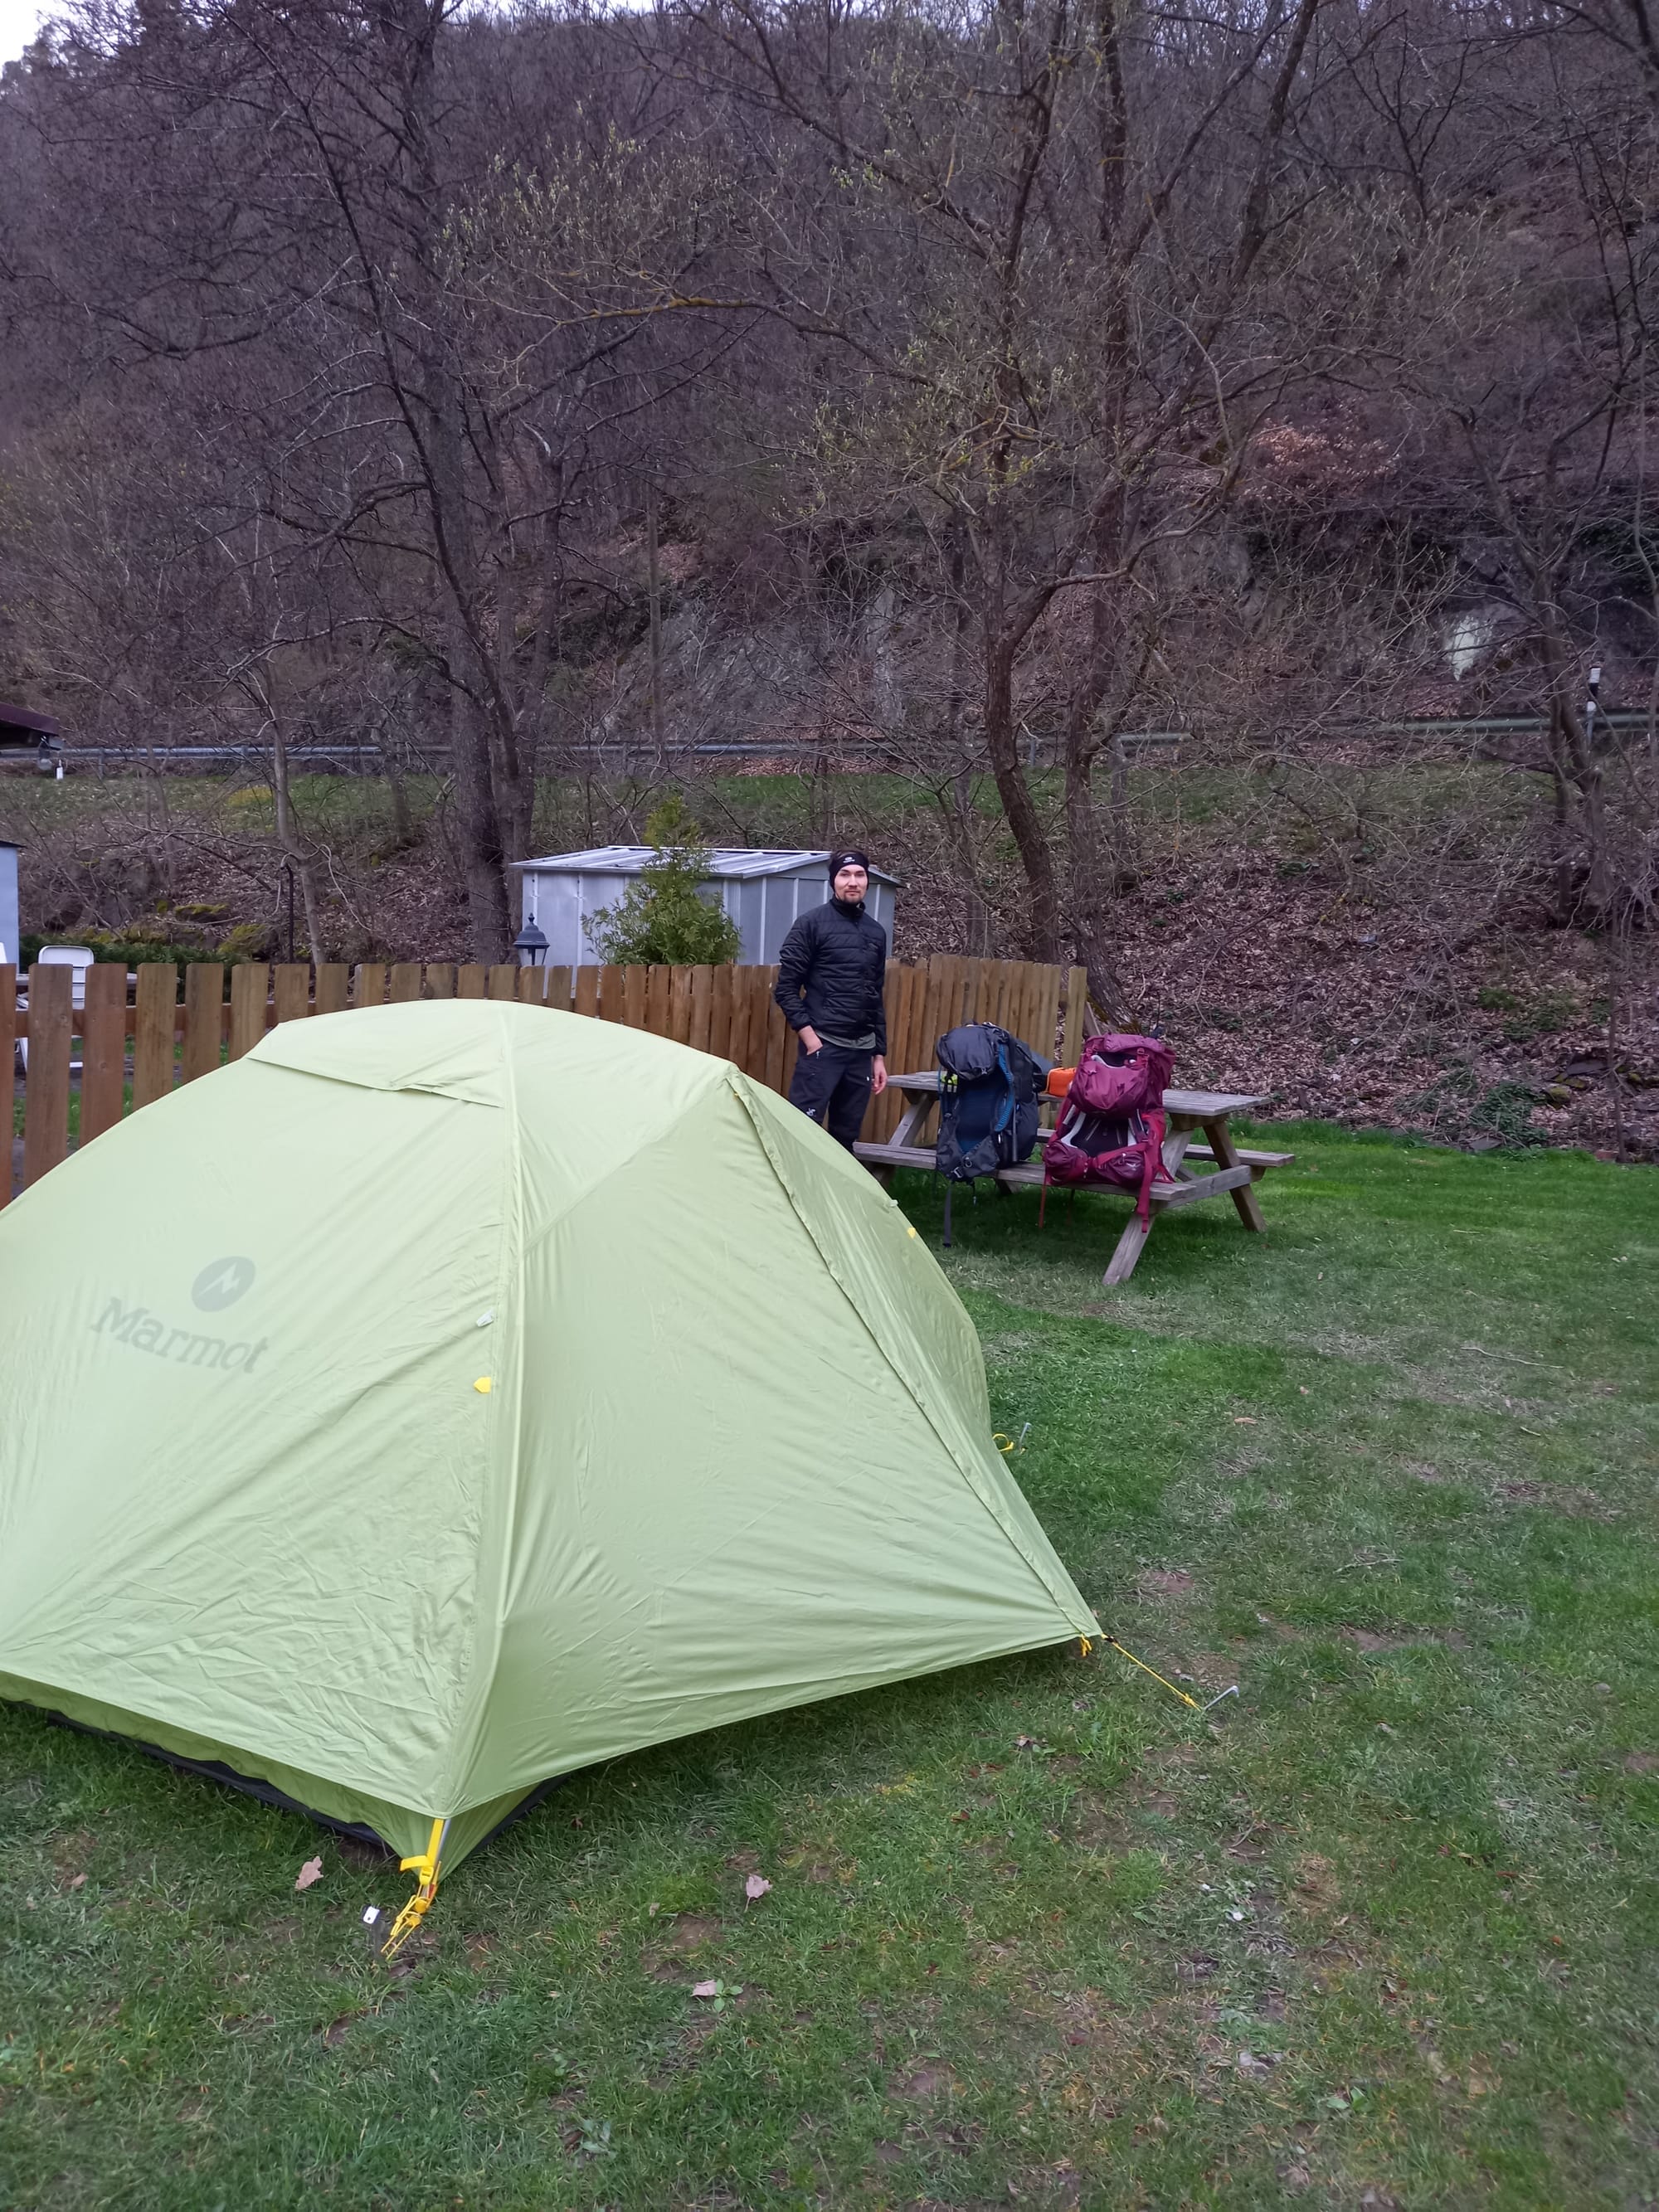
[{"left": 513, "top": 921, "right": 549, "bottom": 968}]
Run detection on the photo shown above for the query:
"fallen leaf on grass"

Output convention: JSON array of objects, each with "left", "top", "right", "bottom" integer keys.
[
  {"left": 67, "top": 1874, "right": 86, "bottom": 1890},
  {"left": 294, "top": 1856, "right": 324, "bottom": 1893},
  {"left": 1233, "top": 1416, "right": 1258, "bottom": 1425},
  {"left": 744, "top": 1874, "right": 771, "bottom": 1902}
]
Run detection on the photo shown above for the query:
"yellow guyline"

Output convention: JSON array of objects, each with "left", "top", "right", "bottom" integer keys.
[
  {"left": 380, "top": 1816, "right": 449, "bottom": 1962},
  {"left": 1081, "top": 1633, "right": 1239, "bottom": 1716}
]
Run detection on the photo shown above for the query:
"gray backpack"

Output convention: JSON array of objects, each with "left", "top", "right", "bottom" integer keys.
[{"left": 935, "top": 1023, "right": 1051, "bottom": 1182}]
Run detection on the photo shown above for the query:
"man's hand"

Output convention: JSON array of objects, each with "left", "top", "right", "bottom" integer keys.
[
  {"left": 800, "top": 1026, "right": 822, "bottom": 1056},
  {"left": 872, "top": 1057, "right": 888, "bottom": 1096}
]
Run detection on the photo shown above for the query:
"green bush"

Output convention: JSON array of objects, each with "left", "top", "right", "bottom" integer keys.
[
  {"left": 586, "top": 800, "right": 742, "bottom": 968},
  {"left": 21, "top": 929, "right": 208, "bottom": 969}
]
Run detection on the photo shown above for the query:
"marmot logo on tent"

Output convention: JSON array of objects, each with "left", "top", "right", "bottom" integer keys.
[
  {"left": 92, "top": 1296, "right": 270, "bottom": 1376},
  {"left": 192, "top": 1257, "right": 256, "bottom": 1311}
]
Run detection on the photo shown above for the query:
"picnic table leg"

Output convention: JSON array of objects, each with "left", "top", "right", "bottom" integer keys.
[
  {"left": 1161, "top": 1113, "right": 1198, "bottom": 1179},
  {"left": 888, "top": 1094, "right": 932, "bottom": 1146},
  {"left": 1204, "top": 1117, "right": 1266, "bottom": 1232},
  {"left": 941, "top": 1181, "right": 953, "bottom": 1249},
  {"left": 1102, "top": 1200, "right": 1160, "bottom": 1286},
  {"left": 864, "top": 1089, "right": 933, "bottom": 1189}
]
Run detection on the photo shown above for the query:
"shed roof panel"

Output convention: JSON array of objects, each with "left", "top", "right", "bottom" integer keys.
[{"left": 513, "top": 846, "right": 898, "bottom": 884}]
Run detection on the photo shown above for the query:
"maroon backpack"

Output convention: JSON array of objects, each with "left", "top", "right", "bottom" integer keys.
[{"left": 1042, "top": 1033, "right": 1175, "bottom": 1228}]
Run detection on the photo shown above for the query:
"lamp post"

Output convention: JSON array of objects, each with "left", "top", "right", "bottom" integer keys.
[{"left": 513, "top": 921, "right": 549, "bottom": 969}]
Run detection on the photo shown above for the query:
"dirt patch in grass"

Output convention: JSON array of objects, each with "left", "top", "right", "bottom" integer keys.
[
  {"left": 888, "top": 2064, "right": 962, "bottom": 2102},
  {"left": 1294, "top": 1854, "right": 1342, "bottom": 1908},
  {"left": 1341, "top": 1626, "right": 1470, "bottom": 1652},
  {"left": 1495, "top": 1480, "right": 1617, "bottom": 1518},
  {"left": 654, "top": 1912, "right": 725, "bottom": 1952},
  {"left": 1063, "top": 1791, "right": 1136, "bottom": 1851}
]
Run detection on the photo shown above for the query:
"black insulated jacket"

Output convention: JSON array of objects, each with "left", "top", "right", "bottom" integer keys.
[{"left": 773, "top": 898, "right": 888, "bottom": 1053}]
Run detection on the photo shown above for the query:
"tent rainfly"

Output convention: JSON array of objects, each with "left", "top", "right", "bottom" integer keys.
[{"left": 0, "top": 1003, "right": 1097, "bottom": 1947}]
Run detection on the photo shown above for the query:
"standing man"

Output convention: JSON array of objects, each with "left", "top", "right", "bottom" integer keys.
[{"left": 774, "top": 850, "right": 890, "bottom": 1150}]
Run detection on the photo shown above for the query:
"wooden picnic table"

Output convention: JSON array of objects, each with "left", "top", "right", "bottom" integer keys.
[{"left": 856, "top": 1072, "right": 1289, "bottom": 1286}]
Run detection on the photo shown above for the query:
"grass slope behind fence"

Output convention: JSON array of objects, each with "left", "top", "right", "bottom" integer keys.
[{"left": 3, "top": 955, "right": 1088, "bottom": 1201}]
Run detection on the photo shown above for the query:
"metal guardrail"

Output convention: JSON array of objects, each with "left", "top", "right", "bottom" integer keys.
[{"left": 24, "top": 709, "right": 1659, "bottom": 776}]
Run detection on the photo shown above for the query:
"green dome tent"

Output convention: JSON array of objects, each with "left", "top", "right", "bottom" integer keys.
[{"left": 0, "top": 1001, "right": 1097, "bottom": 1934}]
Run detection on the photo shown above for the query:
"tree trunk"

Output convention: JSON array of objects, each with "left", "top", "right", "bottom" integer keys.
[
  {"left": 645, "top": 478, "right": 666, "bottom": 765},
  {"left": 262, "top": 669, "right": 326, "bottom": 963},
  {"left": 982, "top": 629, "right": 1062, "bottom": 962},
  {"left": 447, "top": 629, "right": 513, "bottom": 961},
  {"left": 941, "top": 529, "right": 993, "bottom": 955}
]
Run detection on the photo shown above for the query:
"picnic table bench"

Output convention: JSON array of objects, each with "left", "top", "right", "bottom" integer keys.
[{"left": 857, "top": 1072, "right": 1291, "bottom": 1285}]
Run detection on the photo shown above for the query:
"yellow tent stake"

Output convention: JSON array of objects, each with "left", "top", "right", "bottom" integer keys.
[
  {"left": 1102, "top": 1634, "right": 1202, "bottom": 1711},
  {"left": 380, "top": 1816, "right": 448, "bottom": 1962}
]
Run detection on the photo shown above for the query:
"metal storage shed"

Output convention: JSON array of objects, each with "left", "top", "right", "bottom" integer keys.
[
  {"left": 0, "top": 841, "right": 18, "bottom": 970},
  {"left": 513, "top": 848, "right": 898, "bottom": 970}
]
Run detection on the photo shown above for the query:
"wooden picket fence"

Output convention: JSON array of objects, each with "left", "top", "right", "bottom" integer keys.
[{"left": 3, "top": 953, "right": 1089, "bottom": 1201}]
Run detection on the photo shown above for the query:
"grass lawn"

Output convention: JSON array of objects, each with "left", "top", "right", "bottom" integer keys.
[{"left": 2, "top": 1128, "right": 1656, "bottom": 2210}]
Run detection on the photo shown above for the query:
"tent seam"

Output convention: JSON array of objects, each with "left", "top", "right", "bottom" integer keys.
[
  {"left": 727, "top": 1077, "right": 1090, "bottom": 1627},
  {"left": 433, "top": 1004, "right": 525, "bottom": 1815}
]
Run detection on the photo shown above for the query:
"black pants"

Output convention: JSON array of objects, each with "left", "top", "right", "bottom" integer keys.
[{"left": 788, "top": 1042, "right": 873, "bottom": 1150}]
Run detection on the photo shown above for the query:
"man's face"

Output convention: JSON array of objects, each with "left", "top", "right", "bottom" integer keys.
[{"left": 833, "top": 863, "right": 869, "bottom": 903}]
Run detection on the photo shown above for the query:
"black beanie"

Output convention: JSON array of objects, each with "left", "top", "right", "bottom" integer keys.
[{"left": 827, "top": 848, "right": 871, "bottom": 882}]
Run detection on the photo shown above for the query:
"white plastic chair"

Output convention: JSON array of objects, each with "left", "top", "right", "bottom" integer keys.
[{"left": 15, "top": 945, "right": 95, "bottom": 1074}]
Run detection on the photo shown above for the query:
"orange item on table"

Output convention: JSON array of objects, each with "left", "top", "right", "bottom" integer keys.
[{"left": 1046, "top": 1067, "right": 1075, "bottom": 1098}]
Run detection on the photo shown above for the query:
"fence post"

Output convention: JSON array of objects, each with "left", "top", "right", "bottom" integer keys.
[
  {"left": 229, "top": 963, "right": 270, "bottom": 1059},
  {"left": 687, "top": 965, "right": 713, "bottom": 1053},
  {"left": 314, "top": 964, "right": 350, "bottom": 1015},
  {"left": 79, "top": 965, "right": 128, "bottom": 1145},
  {"left": 181, "top": 964, "right": 225, "bottom": 1083},
  {"left": 708, "top": 964, "right": 733, "bottom": 1061},
  {"left": 21, "top": 962, "right": 73, "bottom": 1187},
  {"left": 272, "top": 964, "right": 311, "bottom": 1023},
  {"left": 1060, "top": 966, "right": 1089, "bottom": 1067},
  {"left": 132, "top": 964, "right": 178, "bottom": 1110},
  {"left": 0, "top": 966, "right": 13, "bottom": 1208}
]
